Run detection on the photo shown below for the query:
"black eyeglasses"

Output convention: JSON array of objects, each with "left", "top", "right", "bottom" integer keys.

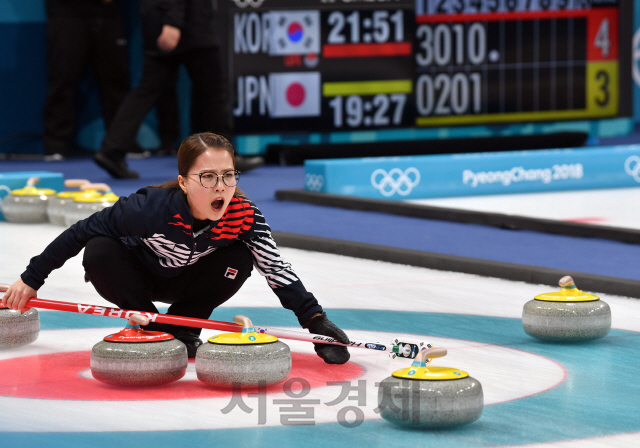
[{"left": 187, "top": 170, "right": 240, "bottom": 188}]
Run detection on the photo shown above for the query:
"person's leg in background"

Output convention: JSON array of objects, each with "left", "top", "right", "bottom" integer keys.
[
  {"left": 94, "top": 54, "right": 178, "bottom": 178},
  {"left": 91, "top": 14, "right": 130, "bottom": 134},
  {"left": 155, "top": 85, "right": 180, "bottom": 155},
  {"left": 42, "top": 15, "right": 91, "bottom": 159}
]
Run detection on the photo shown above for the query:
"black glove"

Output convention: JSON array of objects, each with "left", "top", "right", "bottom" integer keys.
[{"left": 305, "top": 312, "right": 350, "bottom": 364}]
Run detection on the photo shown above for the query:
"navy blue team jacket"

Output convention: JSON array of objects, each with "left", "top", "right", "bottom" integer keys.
[{"left": 21, "top": 186, "right": 322, "bottom": 326}]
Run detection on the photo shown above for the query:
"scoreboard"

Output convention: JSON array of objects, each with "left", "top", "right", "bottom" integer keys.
[{"left": 224, "top": 0, "right": 632, "bottom": 136}]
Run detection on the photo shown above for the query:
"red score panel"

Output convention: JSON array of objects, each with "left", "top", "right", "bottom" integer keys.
[{"left": 587, "top": 7, "right": 618, "bottom": 62}]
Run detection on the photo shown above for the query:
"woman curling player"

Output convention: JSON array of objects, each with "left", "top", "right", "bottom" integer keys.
[{"left": 1, "top": 133, "right": 350, "bottom": 363}]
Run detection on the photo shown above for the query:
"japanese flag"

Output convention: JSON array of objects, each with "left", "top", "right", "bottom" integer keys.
[
  {"left": 269, "top": 72, "right": 321, "bottom": 118},
  {"left": 268, "top": 11, "right": 320, "bottom": 56}
]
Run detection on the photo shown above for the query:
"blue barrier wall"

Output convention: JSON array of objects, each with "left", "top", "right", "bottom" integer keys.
[
  {"left": 0, "top": 1, "right": 47, "bottom": 154},
  {"left": 304, "top": 145, "right": 640, "bottom": 200}
]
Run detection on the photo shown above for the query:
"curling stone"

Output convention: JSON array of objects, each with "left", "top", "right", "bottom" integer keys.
[
  {"left": 90, "top": 314, "right": 188, "bottom": 387},
  {"left": 196, "top": 315, "right": 291, "bottom": 387},
  {"left": 64, "top": 183, "right": 117, "bottom": 227},
  {"left": 522, "top": 276, "right": 611, "bottom": 342},
  {"left": 0, "top": 305, "right": 40, "bottom": 349},
  {"left": 2, "top": 177, "right": 57, "bottom": 223},
  {"left": 377, "top": 347, "right": 483, "bottom": 429},
  {"left": 46, "top": 179, "right": 90, "bottom": 225}
]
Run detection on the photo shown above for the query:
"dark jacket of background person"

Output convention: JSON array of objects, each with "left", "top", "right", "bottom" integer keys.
[{"left": 141, "top": 0, "right": 220, "bottom": 56}]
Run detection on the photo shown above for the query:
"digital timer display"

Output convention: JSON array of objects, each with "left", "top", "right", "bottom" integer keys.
[{"left": 224, "top": 0, "right": 629, "bottom": 135}]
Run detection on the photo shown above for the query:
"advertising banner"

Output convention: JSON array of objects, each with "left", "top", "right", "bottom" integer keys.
[{"left": 304, "top": 145, "right": 640, "bottom": 199}]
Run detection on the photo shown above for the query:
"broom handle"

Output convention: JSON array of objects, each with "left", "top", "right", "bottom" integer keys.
[
  {"left": 0, "top": 290, "right": 240, "bottom": 333},
  {"left": 0, "top": 284, "right": 408, "bottom": 354}
]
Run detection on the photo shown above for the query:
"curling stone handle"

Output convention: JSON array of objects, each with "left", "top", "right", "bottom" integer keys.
[
  {"left": 415, "top": 347, "right": 447, "bottom": 363},
  {"left": 81, "top": 183, "right": 111, "bottom": 192},
  {"left": 26, "top": 177, "right": 40, "bottom": 186},
  {"left": 64, "top": 179, "right": 90, "bottom": 188},
  {"left": 559, "top": 276, "right": 575, "bottom": 288},
  {"left": 233, "top": 314, "right": 254, "bottom": 329},
  {"left": 128, "top": 314, "right": 149, "bottom": 326}
]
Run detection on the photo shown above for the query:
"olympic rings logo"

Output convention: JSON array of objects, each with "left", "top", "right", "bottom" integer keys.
[
  {"left": 624, "top": 155, "right": 640, "bottom": 183},
  {"left": 305, "top": 174, "right": 325, "bottom": 192},
  {"left": 371, "top": 168, "right": 420, "bottom": 197},
  {"left": 232, "top": 0, "right": 265, "bottom": 8}
]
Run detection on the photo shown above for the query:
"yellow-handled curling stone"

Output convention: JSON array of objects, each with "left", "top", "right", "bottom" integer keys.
[
  {"left": 522, "top": 276, "right": 611, "bottom": 342},
  {"left": 64, "top": 183, "right": 118, "bottom": 227},
  {"left": 90, "top": 314, "right": 188, "bottom": 387},
  {"left": 196, "top": 315, "right": 291, "bottom": 386},
  {"left": 46, "top": 179, "right": 90, "bottom": 225},
  {"left": 2, "top": 177, "right": 57, "bottom": 223},
  {"left": 377, "top": 347, "right": 483, "bottom": 429}
]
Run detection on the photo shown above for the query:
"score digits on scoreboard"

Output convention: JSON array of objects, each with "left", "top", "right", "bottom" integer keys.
[{"left": 414, "top": 0, "right": 619, "bottom": 126}]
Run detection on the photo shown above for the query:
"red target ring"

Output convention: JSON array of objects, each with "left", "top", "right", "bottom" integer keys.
[{"left": 0, "top": 351, "right": 364, "bottom": 401}]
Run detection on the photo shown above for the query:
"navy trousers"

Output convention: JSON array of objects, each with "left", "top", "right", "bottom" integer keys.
[{"left": 83, "top": 236, "right": 253, "bottom": 336}]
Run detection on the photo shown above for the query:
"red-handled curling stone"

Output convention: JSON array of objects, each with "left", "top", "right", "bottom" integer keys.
[{"left": 90, "top": 314, "right": 188, "bottom": 387}]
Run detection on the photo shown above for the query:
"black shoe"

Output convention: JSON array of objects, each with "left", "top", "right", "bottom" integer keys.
[
  {"left": 93, "top": 151, "right": 139, "bottom": 179},
  {"left": 235, "top": 155, "right": 265, "bottom": 173},
  {"left": 156, "top": 146, "right": 178, "bottom": 156},
  {"left": 174, "top": 333, "right": 203, "bottom": 358},
  {"left": 43, "top": 153, "right": 66, "bottom": 162}
]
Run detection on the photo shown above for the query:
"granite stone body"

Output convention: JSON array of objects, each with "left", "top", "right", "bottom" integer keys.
[
  {"left": 2, "top": 196, "right": 52, "bottom": 223},
  {"left": 196, "top": 340, "right": 291, "bottom": 386},
  {"left": 47, "top": 196, "right": 74, "bottom": 226},
  {"left": 90, "top": 339, "right": 188, "bottom": 386},
  {"left": 0, "top": 308, "right": 40, "bottom": 348},
  {"left": 64, "top": 201, "right": 113, "bottom": 227},
  {"left": 378, "top": 375, "right": 483, "bottom": 428},
  {"left": 522, "top": 299, "right": 611, "bottom": 342}
]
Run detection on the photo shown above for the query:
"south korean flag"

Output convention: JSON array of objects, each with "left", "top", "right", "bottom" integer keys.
[
  {"left": 269, "top": 72, "right": 321, "bottom": 118},
  {"left": 268, "top": 11, "right": 320, "bottom": 56}
]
